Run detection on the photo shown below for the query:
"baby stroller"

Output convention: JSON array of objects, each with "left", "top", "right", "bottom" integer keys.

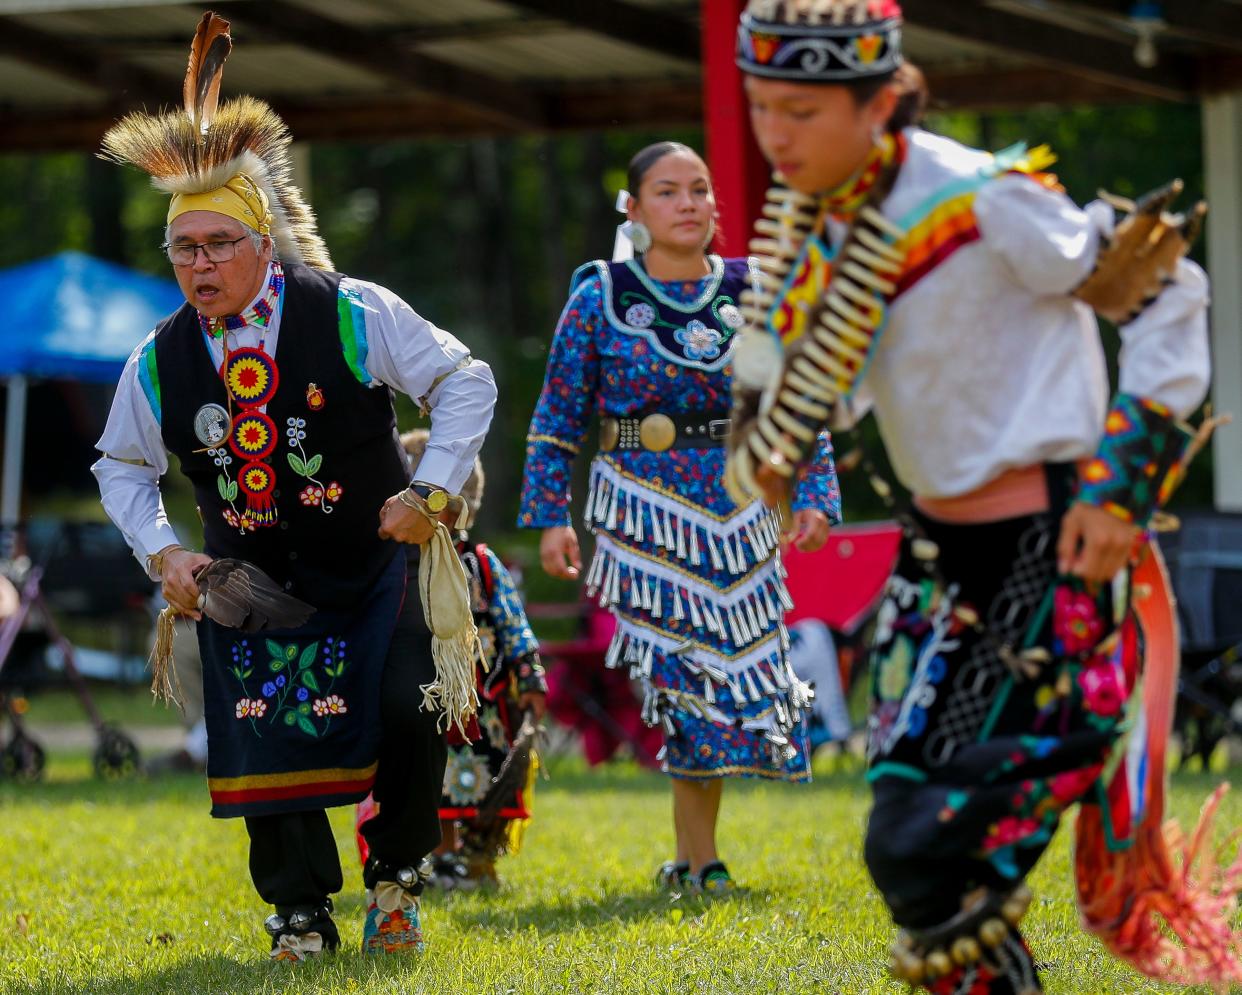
[{"left": 0, "top": 523, "right": 145, "bottom": 781}]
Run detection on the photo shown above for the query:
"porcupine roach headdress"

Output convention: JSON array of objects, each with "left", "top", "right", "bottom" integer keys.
[
  {"left": 99, "top": 11, "right": 332, "bottom": 270},
  {"left": 725, "top": 0, "right": 910, "bottom": 510}
]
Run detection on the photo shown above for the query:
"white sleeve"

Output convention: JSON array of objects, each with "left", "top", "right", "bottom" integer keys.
[
  {"left": 977, "top": 176, "right": 1210, "bottom": 417},
  {"left": 348, "top": 279, "right": 498, "bottom": 494},
  {"left": 1117, "top": 258, "right": 1211, "bottom": 418},
  {"left": 974, "top": 174, "right": 1101, "bottom": 297},
  {"left": 91, "top": 457, "right": 181, "bottom": 580},
  {"left": 92, "top": 334, "right": 181, "bottom": 578}
]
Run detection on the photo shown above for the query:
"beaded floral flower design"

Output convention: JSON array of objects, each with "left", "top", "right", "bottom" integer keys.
[
  {"left": 673, "top": 319, "right": 723, "bottom": 362},
  {"left": 286, "top": 417, "right": 337, "bottom": 515},
  {"left": 229, "top": 637, "right": 352, "bottom": 738}
]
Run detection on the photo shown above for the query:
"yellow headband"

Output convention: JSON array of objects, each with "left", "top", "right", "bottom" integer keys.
[{"left": 167, "top": 172, "right": 272, "bottom": 234}]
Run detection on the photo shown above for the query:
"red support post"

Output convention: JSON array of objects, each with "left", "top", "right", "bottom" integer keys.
[{"left": 701, "top": 0, "right": 769, "bottom": 256}]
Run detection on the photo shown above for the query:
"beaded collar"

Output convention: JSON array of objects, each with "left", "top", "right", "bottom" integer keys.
[
  {"left": 197, "top": 262, "right": 285, "bottom": 338},
  {"left": 821, "top": 131, "right": 905, "bottom": 219}
]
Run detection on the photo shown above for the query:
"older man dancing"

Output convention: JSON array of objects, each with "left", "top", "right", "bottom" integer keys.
[{"left": 92, "top": 13, "right": 495, "bottom": 961}]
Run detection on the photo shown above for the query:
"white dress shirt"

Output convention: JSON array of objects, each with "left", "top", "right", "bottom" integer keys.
[
  {"left": 93, "top": 264, "right": 497, "bottom": 575},
  {"left": 844, "top": 129, "right": 1210, "bottom": 499}
]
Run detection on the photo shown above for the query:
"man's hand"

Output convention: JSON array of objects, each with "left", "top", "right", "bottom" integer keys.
[
  {"left": 378, "top": 493, "right": 437, "bottom": 545},
  {"left": 783, "top": 508, "right": 831, "bottom": 553},
  {"left": 518, "top": 691, "right": 547, "bottom": 721},
  {"left": 1057, "top": 502, "right": 1139, "bottom": 584},
  {"left": 160, "top": 546, "right": 214, "bottom": 620},
  {"left": 540, "top": 526, "right": 582, "bottom": 580}
]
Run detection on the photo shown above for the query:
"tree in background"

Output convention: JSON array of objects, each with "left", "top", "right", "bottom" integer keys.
[{"left": 0, "top": 103, "right": 1212, "bottom": 546}]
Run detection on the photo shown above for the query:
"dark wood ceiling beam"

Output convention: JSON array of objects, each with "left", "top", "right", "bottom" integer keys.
[
  {"left": 546, "top": 79, "right": 703, "bottom": 129},
  {"left": 0, "top": 99, "right": 500, "bottom": 155},
  {"left": 206, "top": 0, "right": 548, "bottom": 130},
  {"left": 0, "top": 112, "right": 113, "bottom": 153},
  {"left": 927, "top": 66, "right": 1153, "bottom": 110},
  {"left": 0, "top": 79, "right": 704, "bottom": 153},
  {"left": 1039, "top": 0, "right": 1242, "bottom": 56},
  {"left": 902, "top": 0, "right": 1195, "bottom": 101},
  {"left": 502, "top": 0, "right": 700, "bottom": 63},
  {"left": 42, "top": 17, "right": 559, "bottom": 51},
  {"left": 0, "top": 16, "right": 178, "bottom": 105},
  {"left": 394, "top": 16, "right": 559, "bottom": 45},
  {"left": 0, "top": 54, "right": 1206, "bottom": 157}
]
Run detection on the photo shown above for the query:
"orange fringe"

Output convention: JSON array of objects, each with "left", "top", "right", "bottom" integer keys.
[
  {"left": 1074, "top": 545, "right": 1242, "bottom": 990},
  {"left": 1076, "top": 787, "right": 1242, "bottom": 988}
]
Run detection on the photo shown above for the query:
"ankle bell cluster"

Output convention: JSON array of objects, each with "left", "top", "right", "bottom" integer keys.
[
  {"left": 888, "top": 884, "right": 1033, "bottom": 985},
  {"left": 363, "top": 857, "right": 426, "bottom": 896},
  {"left": 264, "top": 897, "right": 335, "bottom": 939},
  {"left": 264, "top": 897, "right": 338, "bottom": 961}
]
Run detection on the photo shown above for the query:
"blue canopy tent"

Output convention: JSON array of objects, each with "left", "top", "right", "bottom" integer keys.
[{"left": 0, "top": 251, "right": 183, "bottom": 527}]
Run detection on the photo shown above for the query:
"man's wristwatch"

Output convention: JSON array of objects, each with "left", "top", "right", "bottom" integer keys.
[{"left": 408, "top": 482, "right": 450, "bottom": 515}]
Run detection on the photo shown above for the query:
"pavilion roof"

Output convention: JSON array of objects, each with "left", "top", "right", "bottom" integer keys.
[{"left": 0, "top": 0, "right": 1236, "bottom": 152}]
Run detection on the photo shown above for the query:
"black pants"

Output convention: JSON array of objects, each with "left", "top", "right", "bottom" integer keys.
[
  {"left": 863, "top": 465, "right": 1098, "bottom": 931},
  {"left": 244, "top": 559, "right": 447, "bottom": 913}
]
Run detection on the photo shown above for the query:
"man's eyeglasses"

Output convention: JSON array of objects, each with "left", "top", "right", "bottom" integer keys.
[{"left": 161, "top": 235, "right": 248, "bottom": 267}]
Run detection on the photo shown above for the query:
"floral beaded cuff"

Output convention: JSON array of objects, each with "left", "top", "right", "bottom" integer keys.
[
  {"left": 513, "top": 654, "right": 548, "bottom": 696},
  {"left": 1077, "top": 393, "right": 1193, "bottom": 527}
]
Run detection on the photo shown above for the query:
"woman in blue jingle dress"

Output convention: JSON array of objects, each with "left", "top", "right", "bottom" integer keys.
[{"left": 518, "top": 142, "right": 841, "bottom": 894}]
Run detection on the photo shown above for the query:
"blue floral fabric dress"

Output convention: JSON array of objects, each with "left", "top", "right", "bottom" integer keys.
[{"left": 519, "top": 256, "right": 842, "bottom": 781}]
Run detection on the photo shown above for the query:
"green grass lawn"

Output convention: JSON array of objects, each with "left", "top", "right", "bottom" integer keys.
[
  {"left": 16, "top": 685, "right": 183, "bottom": 729},
  {"left": 0, "top": 751, "right": 1237, "bottom": 995}
]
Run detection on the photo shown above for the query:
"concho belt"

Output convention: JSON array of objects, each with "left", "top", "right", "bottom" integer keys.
[{"left": 599, "top": 413, "right": 731, "bottom": 453}]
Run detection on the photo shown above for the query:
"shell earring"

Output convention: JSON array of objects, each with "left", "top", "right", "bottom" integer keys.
[{"left": 629, "top": 221, "right": 652, "bottom": 254}]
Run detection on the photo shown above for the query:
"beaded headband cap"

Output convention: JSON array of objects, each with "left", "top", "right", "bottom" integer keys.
[
  {"left": 100, "top": 12, "right": 332, "bottom": 269},
  {"left": 737, "top": 0, "right": 903, "bottom": 82}
]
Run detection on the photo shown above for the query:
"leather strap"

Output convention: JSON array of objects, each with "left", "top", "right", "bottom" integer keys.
[{"left": 599, "top": 412, "right": 731, "bottom": 453}]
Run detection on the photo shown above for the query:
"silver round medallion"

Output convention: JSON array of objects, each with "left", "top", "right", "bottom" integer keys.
[
  {"left": 625, "top": 302, "right": 656, "bottom": 328},
  {"left": 193, "top": 403, "right": 230, "bottom": 447},
  {"left": 719, "top": 303, "right": 744, "bottom": 330}
]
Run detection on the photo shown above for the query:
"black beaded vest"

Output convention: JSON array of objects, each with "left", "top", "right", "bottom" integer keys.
[{"left": 154, "top": 263, "right": 409, "bottom": 610}]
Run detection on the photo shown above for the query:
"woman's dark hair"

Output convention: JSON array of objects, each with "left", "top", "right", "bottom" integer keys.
[
  {"left": 627, "top": 141, "right": 700, "bottom": 194},
  {"left": 848, "top": 61, "right": 929, "bottom": 133}
]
